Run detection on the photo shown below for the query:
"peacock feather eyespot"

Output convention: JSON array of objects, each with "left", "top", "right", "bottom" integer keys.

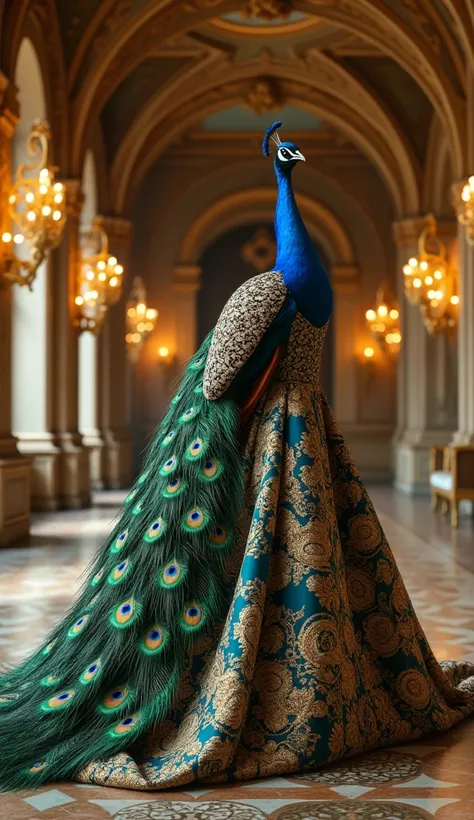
[
  {"left": 40, "top": 674, "right": 60, "bottom": 688},
  {"left": 181, "top": 603, "right": 205, "bottom": 631},
  {"left": 68, "top": 614, "right": 89, "bottom": 639},
  {"left": 144, "top": 517, "right": 166, "bottom": 543},
  {"left": 108, "top": 559, "right": 132, "bottom": 585},
  {"left": 100, "top": 686, "right": 130, "bottom": 713},
  {"left": 194, "top": 381, "right": 204, "bottom": 395},
  {"left": 200, "top": 458, "right": 222, "bottom": 481},
  {"left": 110, "top": 598, "right": 139, "bottom": 629},
  {"left": 159, "top": 455, "right": 178, "bottom": 476},
  {"left": 171, "top": 390, "right": 183, "bottom": 405},
  {"left": 29, "top": 761, "right": 47, "bottom": 774},
  {"left": 162, "top": 477, "right": 186, "bottom": 499},
  {"left": 91, "top": 567, "right": 106, "bottom": 586},
  {"left": 141, "top": 624, "right": 169, "bottom": 655},
  {"left": 210, "top": 525, "right": 229, "bottom": 547},
  {"left": 138, "top": 469, "right": 150, "bottom": 485},
  {"left": 41, "top": 689, "right": 75, "bottom": 712},
  {"left": 183, "top": 506, "right": 209, "bottom": 532},
  {"left": 111, "top": 529, "right": 129, "bottom": 554},
  {"left": 42, "top": 640, "right": 55, "bottom": 656},
  {"left": 158, "top": 560, "right": 186, "bottom": 589},
  {"left": 179, "top": 406, "right": 200, "bottom": 423},
  {"left": 186, "top": 437, "right": 205, "bottom": 460},
  {"left": 189, "top": 356, "right": 205, "bottom": 371},
  {"left": 124, "top": 488, "right": 137, "bottom": 505},
  {"left": 132, "top": 502, "right": 143, "bottom": 516},
  {"left": 0, "top": 693, "right": 20, "bottom": 707},
  {"left": 161, "top": 430, "right": 176, "bottom": 447},
  {"left": 109, "top": 713, "right": 141, "bottom": 737},
  {"left": 80, "top": 659, "right": 102, "bottom": 685}
]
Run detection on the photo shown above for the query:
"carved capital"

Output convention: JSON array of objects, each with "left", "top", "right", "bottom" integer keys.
[
  {"left": 173, "top": 263, "right": 201, "bottom": 293},
  {"left": 62, "top": 179, "right": 84, "bottom": 220},
  {"left": 94, "top": 215, "right": 133, "bottom": 248}
]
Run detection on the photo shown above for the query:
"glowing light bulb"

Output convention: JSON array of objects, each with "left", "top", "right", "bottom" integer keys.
[
  {"left": 2, "top": 232, "right": 12, "bottom": 243},
  {"left": 413, "top": 278, "right": 422, "bottom": 288},
  {"left": 39, "top": 185, "right": 48, "bottom": 196},
  {"left": 363, "top": 347, "right": 375, "bottom": 359},
  {"left": 25, "top": 192, "right": 35, "bottom": 203},
  {"left": 428, "top": 290, "right": 436, "bottom": 300},
  {"left": 8, "top": 194, "right": 16, "bottom": 204},
  {"left": 54, "top": 193, "right": 63, "bottom": 204},
  {"left": 107, "top": 256, "right": 117, "bottom": 267},
  {"left": 392, "top": 332, "right": 401, "bottom": 344},
  {"left": 378, "top": 305, "right": 388, "bottom": 317},
  {"left": 39, "top": 168, "right": 49, "bottom": 179},
  {"left": 86, "top": 271, "right": 95, "bottom": 281},
  {"left": 403, "top": 265, "right": 412, "bottom": 276},
  {"left": 158, "top": 346, "right": 169, "bottom": 358},
  {"left": 53, "top": 182, "right": 63, "bottom": 192},
  {"left": 52, "top": 210, "right": 62, "bottom": 221},
  {"left": 114, "top": 265, "right": 123, "bottom": 275},
  {"left": 42, "top": 205, "right": 51, "bottom": 216},
  {"left": 97, "top": 261, "right": 106, "bottom": 271},
  {"left": 75, "top": 296, "right": 84, "bottom": 306},
  {"left": 420, "top": 261, "right": 428, "bottom": 271},
  {"left": 389, "top": 309, "right": 399, "bottom": 319},
  {"left": 434, "top": 270, "right": 442, "bottom": 280},
  {"left": 137, "top": 302, "right": 146, "bottom": 315},
  {"left": 469, "top": 175, "right": 474, "bottom": 189},
  {"left": 424, "top": 276, "right": 433, "bottom": 285},
  {"left": 451, "top": 295, "right": 459, "bottom": 305},
  {"left": 409, "top": 257, "right": 418, "bottom": 267},
  {"left": 98, "top": 272, "right": 106, "bottom": 281},
  {"left": 137, "top": 322, "right": 146, "bottom": 333},
  {"left": 13, "top": 234, "right": 24, "bottom": 244},
  {"left": 109, "top": 277, "right": 118, "bottom": 287},
  {"left": 366, "top": 309, "right": 376, "bottom": 321},
  {"left": 27, "top": 210, "right": 37, "bottom": 221},
  {"left": 146, "top": 308, "right": 158, "bottom": 320}
]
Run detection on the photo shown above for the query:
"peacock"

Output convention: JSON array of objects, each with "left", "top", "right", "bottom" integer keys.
[{"left": 0, "top": 121, "right": 333, "bottom": 791}]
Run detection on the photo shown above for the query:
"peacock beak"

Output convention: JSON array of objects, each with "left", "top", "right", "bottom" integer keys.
[{"left": 294, "top": 150, "right": 305, "bottom": 162}]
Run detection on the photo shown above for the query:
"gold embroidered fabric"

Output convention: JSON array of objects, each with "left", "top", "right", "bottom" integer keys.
[{"left": 78, "top": 313, "right": 474, "bottom": 790}]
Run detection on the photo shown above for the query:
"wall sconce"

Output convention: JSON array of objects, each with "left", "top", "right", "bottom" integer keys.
[
  {"left": 452, "top": 176, "right": 474, "bottom": 245},
  {"left": 1, "top": 120, "right": 66, "bottom": 289},
  {"left": 365, "top": 282, "right": 401, "bottom": 358},
  {"left": 157, "top": 346, "right": 177, "bottom": 384},
  {"left": 75, "top": 221, "right": 124, "bottom": 334},
  {"left": 125, "top": 276, "right": 158, "bottom": 362},
  {"left": 402, "top": 214, "right": 459, "bottom": 334},
  {"left": 359, "top": 346, "right": 376, "bottom": 394}
]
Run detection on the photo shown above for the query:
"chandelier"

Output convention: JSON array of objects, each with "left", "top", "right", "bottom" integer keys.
[
  {"left": 1, "top": 120, "right": 66, "bottom": 289},
  {"left": 452, "top": 176, "right": 474, "bottom": 245},
  {"left": 365, "top": 282, "right": 401, "bottom": 357},
  {"left": 125, "top": 277, "right": 158, "bottom": 362},
  {"left": 402, "top": 214, "right": 459, "bottom": 335},
  {"left": 75, "top": 222, "right": 124, "bottom": 334}
]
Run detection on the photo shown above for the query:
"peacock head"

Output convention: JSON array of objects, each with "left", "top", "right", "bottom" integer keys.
[{"left": 262, "top": 121, "right": 305, "bottom": 175}]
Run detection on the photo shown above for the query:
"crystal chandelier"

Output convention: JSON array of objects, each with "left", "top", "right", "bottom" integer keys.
[
  {"left": 126, "top": 277, "right": 158, "bottom": 362},
  {"left": 75, "top": 222, "right": 124, "bottom": 334},
  {"left": 1, "top": 120, "right": 66, "bottom": 289},
  {"left": 402, "top": 214, "right": 459, "bottom": 335},
  {"left": 452, "top": 176, "right": 474, "bottom": 245},
  {"left": 365, "top": 283, "right": 401, "bottom": 357}
]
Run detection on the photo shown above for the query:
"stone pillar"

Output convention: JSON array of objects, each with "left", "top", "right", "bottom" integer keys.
[
  {"left": 96, "top": 216, "right": 133, "bottom": 489},
  {"left": 50, "top": 179, "right": 91, "bottom": 508},
  {"left": 173, "top": 264, "right": 201, "bottom": 361},
  {"left": 393, "top": 217, "right": 457, "bottom": 493},
  {"left": 332, "top": 265, "right": 359, "bottom": 425},
  {"left": 453, "top": 65, "right": 474, "bottom": 445},
  {"left": 0, "top": 74, "right": 32, "bottom": 544}
]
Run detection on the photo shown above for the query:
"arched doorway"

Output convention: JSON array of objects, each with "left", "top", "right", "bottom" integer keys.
[{"left": 197, "top": 223, "right": 333, "bottom": 402}]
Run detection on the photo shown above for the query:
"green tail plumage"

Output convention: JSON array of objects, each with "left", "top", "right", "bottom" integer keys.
[{"left": 0, "top": 332, "right": 244, "bottom": 791}]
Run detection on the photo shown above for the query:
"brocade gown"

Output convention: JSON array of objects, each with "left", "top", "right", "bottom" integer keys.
[{"left": 77, "top": 275, "right": 474, "bottom": 790}]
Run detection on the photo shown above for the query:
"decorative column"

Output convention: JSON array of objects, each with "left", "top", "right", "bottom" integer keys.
[
  {"left": 173, "top": 264, "right": 201, "bottom": 361},
  {"left": 50, "top": 179, "right": 91, "bottom": 508},
  {"left": 452, "top": 65, "right": 474, "bottom": 445},
  {"left": 332, "top": 265, "right": 359, "bottom": 425},
  {"left": 96, "top": 216, "right": 133, "bottom": 489},
  {"left": 0, "top": 73, "right": 32, "bottom": 544},
  {"left": 393, "top": 218, "right": 457, "bottom": 493}
]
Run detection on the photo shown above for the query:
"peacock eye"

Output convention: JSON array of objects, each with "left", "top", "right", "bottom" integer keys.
[{"left": 278, "top": 147, "right": 290, "bottom": 161}]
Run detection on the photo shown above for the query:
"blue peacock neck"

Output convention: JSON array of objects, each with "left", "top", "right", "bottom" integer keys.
[{"left": 273, "top": 164, "right": 333, "bottom": 327}]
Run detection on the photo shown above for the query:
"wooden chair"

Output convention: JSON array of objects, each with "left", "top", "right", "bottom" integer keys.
[{"left": 430, "top": 445, "right": 474, "bottom": 527}]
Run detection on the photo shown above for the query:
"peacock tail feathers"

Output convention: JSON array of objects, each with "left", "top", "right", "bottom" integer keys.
[{"left": 0, "top": 331, "right": 244, "bottom": 791}]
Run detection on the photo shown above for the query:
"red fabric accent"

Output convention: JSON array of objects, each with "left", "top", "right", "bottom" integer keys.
[{"left": 240, "top": 346, "right": 283, "bottom": 425}]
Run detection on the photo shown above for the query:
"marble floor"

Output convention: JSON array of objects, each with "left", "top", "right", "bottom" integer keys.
[{"left": 1, "top": 488, "right": 474, "bottom": 819}]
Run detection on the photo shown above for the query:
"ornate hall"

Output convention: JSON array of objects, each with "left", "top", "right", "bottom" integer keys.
[{"left": 1, "top": 0, "right": 474, "bottom": 818}]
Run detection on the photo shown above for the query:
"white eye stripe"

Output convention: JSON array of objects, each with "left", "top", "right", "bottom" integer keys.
[{"left": 277, "top": 147, "right": 303, "bottom": 162}]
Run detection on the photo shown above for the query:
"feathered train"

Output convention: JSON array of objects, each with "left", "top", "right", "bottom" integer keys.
[{"left": 0, "top": 331, "right": 244, "bottom": 791}]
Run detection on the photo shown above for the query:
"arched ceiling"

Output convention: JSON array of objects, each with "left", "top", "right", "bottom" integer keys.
[{"left": 2, "top": 0, "right": 472, "bottom": 216}]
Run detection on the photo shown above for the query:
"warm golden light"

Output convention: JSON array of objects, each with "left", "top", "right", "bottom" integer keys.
[
  {"left": 365, "top": 282, "right": 402, "bottom": 357},
  {"left": 125, "top": 277, "right": 158, "bottom": 361},
  {"left": 158, "top": 346, "right": 169, "bottom": 358},
  {"left": 363, "top": 347, "right": 375, "bottom": 359},
  {"left": 75, "top": 222, "right": 125, "bottom": 334}
]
